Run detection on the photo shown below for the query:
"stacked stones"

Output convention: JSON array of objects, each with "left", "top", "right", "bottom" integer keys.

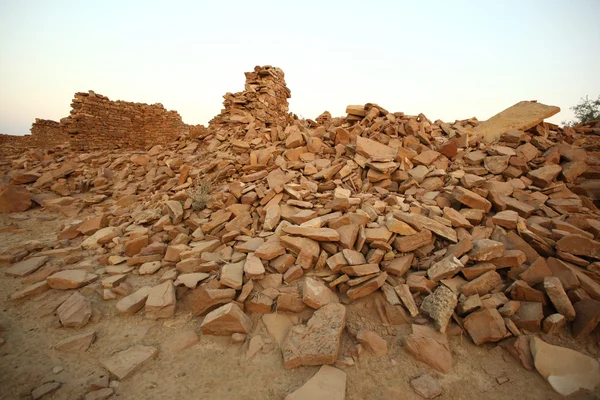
[{"left": 208, "top": 65, "right": 292, "bottom": 136}]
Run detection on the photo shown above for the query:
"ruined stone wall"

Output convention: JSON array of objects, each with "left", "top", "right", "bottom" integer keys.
[
  {"left": 30, "top": 119, "right": 71, "bottom": 148},
  {"left": 61, "top": 91, "right": 190, "bottom": 150},
  {"left": 0, "top": 133, "right": 32, "bottom": 150},
  {"left": 209, "top": 65, "right": 292, "bottom": 134}
]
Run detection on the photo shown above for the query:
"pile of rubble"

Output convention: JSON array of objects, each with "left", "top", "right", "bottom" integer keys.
[{"left": 1, "top": 66, "right": 600, "bottom": 398}]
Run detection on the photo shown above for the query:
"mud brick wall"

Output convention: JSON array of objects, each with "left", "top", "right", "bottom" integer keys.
[
  {"left": 60, "top": 91, "right": 190, "bottom": 150},
  {"left": 209, "top": 65, "right": 292, "bottom": 133}
]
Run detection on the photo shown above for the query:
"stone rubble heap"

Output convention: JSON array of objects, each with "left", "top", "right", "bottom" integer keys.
[{"left": 1, "top": 66, "right": 600, "bottom": 398}]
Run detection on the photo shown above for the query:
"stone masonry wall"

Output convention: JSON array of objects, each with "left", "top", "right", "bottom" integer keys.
[
  {"left": 30, "top": 119, "right": 71, "bottom": 148},
  {"left": 61, "top": 91, "right": 190, "bottom": 150}
]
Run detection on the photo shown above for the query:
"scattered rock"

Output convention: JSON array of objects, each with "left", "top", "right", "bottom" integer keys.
[
  {"left": 100, "top": 345, "right": 158, "bottom": 380},
  {"left": 145, "top": 281, "right": 176, "bottom": 319},
  {"left": 54, "top": 331, "right": 95, "bottom": 352},
  {"left": 282, "top": 303, "right": 346, "bottom": 368},
  {"left": 405, "top": 324, "right": 452, "bottom": 373},
  {"left": 285, "top": 365, "right": 346, "bottom": 400},
  {"left": 464, "top": 308, "right": 507, "bottom": 345},
  {"left": 160, "top": 330, "right": 199, "bottom": 355},
  {"left": 57, "top": 292, "right": 92, "bottom": 328},
  {"left": 530, "top": 336, "right": 600, "bottom": 396},
  {"left": 31, "top": 381, "right": 61, "bottom": 400},
  {"left": 200, "top": 303, "right": 252, "bottom": 336},
  {"left": 420, "top": 285, "right": 457, "bottom": 333},
  {"left": 410, "top": 373, "right": 442, "bottom": 399},
  {"left": 357, "top": 330, "right": 388, "bottom": 357}
]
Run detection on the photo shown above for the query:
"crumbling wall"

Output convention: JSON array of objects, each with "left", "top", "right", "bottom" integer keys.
[
  {"left": 0, "top": 133, "right": 32, "bottom": 150},
  {"left": 209, "top": 65, "right": 292, "bottom": 134},
  {"left": 61, "top": 91, "right": 190, "bottom": 150},
  {"left": 30, "top": 119, "right": 71, "bottom": 148}
]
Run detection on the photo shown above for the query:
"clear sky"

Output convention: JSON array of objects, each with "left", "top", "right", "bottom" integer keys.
[{"left": 1, "top": 0, "right": 599, "bottom": 135}]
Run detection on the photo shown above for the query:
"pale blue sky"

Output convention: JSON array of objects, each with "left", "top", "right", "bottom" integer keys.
[{"left": 1, "top": 0, "right": 599, "bottom": 135}]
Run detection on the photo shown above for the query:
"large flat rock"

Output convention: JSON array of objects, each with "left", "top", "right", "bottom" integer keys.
[
  {"left": 282, "top": 303, "right": 346, "bottom": 368},
  {"left": 100, "top": 345, "right": 158, "bottom": 380},
  {"left": 473, "top": 101, "right": 560, "bottom": 142},
  {"left": 285, "top": 365, "right": 346, "bottom": 400},
  {"left": 530, "top": 337, "right": 600, "bottom": 396}
]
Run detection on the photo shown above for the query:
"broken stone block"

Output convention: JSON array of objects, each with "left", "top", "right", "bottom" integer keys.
[
  {"left": 285, "top": 365, "right": 346, "bottom": 400},
  {"left": 383, "top": 254, "right": 414, "bottom": 276},
  {"left": 282, "top": 303, "right": 346, "bottom": 368},
  {"left": 527, "top": 164, "right": 562, "bottom": 188},
  {"left": 160, "top": 330, "right": 199, "bottom": 356},
  {"left": 543, "top": 314, "right": 566, "bottom": 334},
  {"left": 31, "top": 381, "right": 61, "bottom": 400},
  {"left": 499, "top": 335, "right": 533, "bottom": 370},
  {"left": 244, "top": 253, "right": 266, "bottom": 278},
  {"left": 54, "top": 331, "right": 95, "bottom": 352},
  {"left": 530, "top": 336, "right": 600, "bottom": 396},
  {"left": 200, "top": 302, "right": 252, "bottom": 336},
  {"left": 100, "top": 345, "right": 158, "bottom": 380},
  {"left": 543, "top": 276, "right": 575, "bottom": 321},
  {"left": 427, "top": 256, "right": 463, "bottom": 281},
  {"left": 10, "top": 280, "right": 50, "bottom": 300},
  {"left": 346, "top": 272, "right": 387, "bottom": 300},
  {"left": 116, "top": 286, "right": 151, "bottom": 315},
  {"left": 461, "top": 271, "right": 502, "bottom": 296},
  {"left": 410, "top": 373, "right": 442, "bottom": 399},
  {"left": 145, "top": 281, "right": 176, "bottom": 319},
  {"left": 84, "top": 388, "right": 114, "bottom": 400},
  {"left": 357, "top": 330, "right": 387, "bottom": 357},
  {"left": 302, "top": 277, "right": 339, "bottom": 309},
  {"left": 519, "top": 258, "right": 552, "bottom": 286},
  {"left": 512, "top": 301, "right": 543, "bottom": 332},
  {"left": 81, "top": 227, "right": 121, "bottom": 249},
  {"left": 405, "top": 324, "right": 452, "bottom": 373},
  {"left": 556, "top": 234, "right": 600, "bottom": 259},
  {"left": 57, "top": 292, "right": 92, "bottom": 328},
  {"left": 468, "top": 239, "right": 505, "bottom": 261},
  {"left": 5, "top": 256, "right": 49, "bottom": 277},
  {"left": 464, "top": 308, "right": 507, "bottom": 345},
  {"left": 394, "top": 212, "right": 457, "bottom": 242},
  {"left": 572, "top": 299, "right": 600, "bottom": 339},
  {"left": 220, "top": 261, "right": 244, "bottom": 290},
  {"left": 278, "top": 292, "right": 308, "bottom": 313},
  {"left": 262, "top": 313, "right": 294, "bottom": 347},
  {"left": 394, "top": 230, "right": 433, "bottom": 252},
  {"left": 420, "top": 285, "right": 457, "bottom": 333},
  {"left": 47, "top": 270, "right": 98, "bottom": 289},
  {"left": 452, "top": 186, "right": 492, "bottom": 212}
]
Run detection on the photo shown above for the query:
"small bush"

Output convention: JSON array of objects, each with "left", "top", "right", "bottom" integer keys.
[
  {"left": 565, "top": 95, "right": 600, "bottom": 126},
  {"left": 188, "top": 179, "right": 212, "bottom": 211}
]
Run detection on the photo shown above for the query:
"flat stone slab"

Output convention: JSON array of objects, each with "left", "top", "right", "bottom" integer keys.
[
  {"left": 282, "top": 303, "right": 346, "bottom": 368},
  {"left": 100, "top": 345, "right": 158, "bottom": 380},
  {"left": 54, "top": 331, "right": 95, "bottom": 352},
  {"left": 473, "top": 101, "right": 560, "bottom": 142},
  {"left": 5, "top": 256, "right": 49, "bottom": 277},
  {"left": 530, "top": 337, "right": 600, "bottom": 396},
  {"left": 285, "top": 365, "right": 346, "bottom": 400}
]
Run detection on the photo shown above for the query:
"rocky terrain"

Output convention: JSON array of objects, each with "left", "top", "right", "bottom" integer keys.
[{"left": 1, "top": 66, "right": 599, "bottom": 399}]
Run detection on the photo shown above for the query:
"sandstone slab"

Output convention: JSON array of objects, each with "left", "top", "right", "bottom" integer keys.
[
  {"left": 100, "top": 345, "right": 158, "bottom": 380},
  {"left": 282, "top": 303, "right": 346, "bottom": 368}
]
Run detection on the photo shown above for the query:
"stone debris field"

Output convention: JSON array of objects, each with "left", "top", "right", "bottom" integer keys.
[{"left": 0, "top": 66, "right": 600, "bottom": 399}]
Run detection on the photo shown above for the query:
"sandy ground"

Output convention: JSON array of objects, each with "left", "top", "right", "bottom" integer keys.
[{"left": 0, "top": 210, "right": 599, "bottom": 400}]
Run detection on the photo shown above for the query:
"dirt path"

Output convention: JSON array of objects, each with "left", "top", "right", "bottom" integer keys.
[{"left": 0, "top": 210, "right": 597, "bottom": 400}]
